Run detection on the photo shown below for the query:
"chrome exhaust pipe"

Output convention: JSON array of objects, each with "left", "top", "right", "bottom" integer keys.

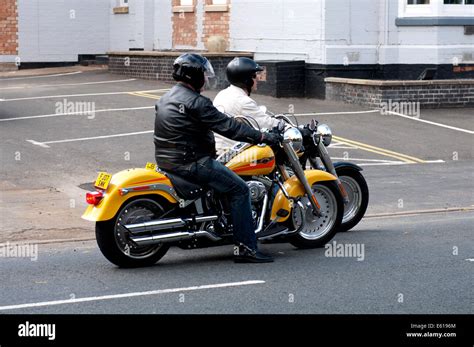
[
  {"left": 125, "top": 215, "right": 218, "bottom": 234},
  {"left": 130, "top": 229, "right": 221, "bottom": 246}
]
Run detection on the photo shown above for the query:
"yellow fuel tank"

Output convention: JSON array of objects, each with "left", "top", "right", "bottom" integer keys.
[{"left": 226, "top": 145, "right": 276, "bottom": 176}]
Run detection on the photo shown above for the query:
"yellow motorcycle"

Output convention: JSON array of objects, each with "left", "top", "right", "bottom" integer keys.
[{"left": 82, "top": 124, "right": 343, "bottom": 267}]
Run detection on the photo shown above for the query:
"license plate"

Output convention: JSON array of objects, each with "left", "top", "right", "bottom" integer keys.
[
  {"left": 145, "top": 162, "right": 157, "bottom": 171},
  {"left": 94, "top": 172, "right": 112, "bottom": 190}
]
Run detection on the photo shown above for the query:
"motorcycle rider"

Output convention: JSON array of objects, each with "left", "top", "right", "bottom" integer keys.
[
  {"left": 154, "top": 53, "right": 281, "bottom": 263},
  {"left": 213, "top": 57, "right": 281, "bottom": 155}
]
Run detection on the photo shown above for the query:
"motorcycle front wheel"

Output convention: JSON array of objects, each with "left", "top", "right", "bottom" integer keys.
[
  {"left": 336, "top": 167, "right": 369, "bottom": 232},
  {"left": 289, "top": 181, "right": 343, "bottom": 249},
  {"left": 96, "top": 197, "right": 170, "bottom": 268}
]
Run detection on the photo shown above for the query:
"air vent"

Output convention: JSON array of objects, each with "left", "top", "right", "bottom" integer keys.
[{"left": 465, "top": 26, "right": 474, "bottom": 35}]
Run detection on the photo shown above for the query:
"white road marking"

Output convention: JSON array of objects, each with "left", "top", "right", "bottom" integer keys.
[
  {"left": 332, "top": 158, "right": 445, "bottom": 163},
  {"left": 358, "top": 162, "right": 407, "bottom": 166},
  {"left": 0, "top": 280, "right": 266, "bottom": 311},
  {"left": 1, "top": 106, "right": 154, "bottom": 122},
  {"left": 366, "top": 207, "right": 474, "bottom": 219},
  {"left": 465, "top": 259, "right": 474, "bottom": 262},
  {"left": 292, "top": 110, "right": 380, "bottom": 117},
  {"left": 0, "top": 71, "right": 82, "bottom": 81},
  {"left": 0, "top": 78, "right": 136, "bottom": 90},
  {"left": 328, "top": 141, "right": 358, "bottom": 149},
  {"left": 0, "top": 86, "right": 23, "bottom": 90},
  {"left": 387, "top": 111, "right": 474, "bottom": 135},
  {"left": 421, "top": 160, "right": 446, "bottom": 164},
  {"left": 26, "top": 140, "right": 50, "bottom": 148},
  {"left": 330, "top": 157, "right": 400, "bottom": 163},
  {"left": 27, "top": 130, "right": 154, "bottom": 147},
  {"left": 336, "top": 160, "right": 445, "bottom": 167},
  {"left": 0, "top": 88, "right": 170, "bottom": 102},
  {"left": 328, "top": 146, "right": 356, "bottom": 149}
]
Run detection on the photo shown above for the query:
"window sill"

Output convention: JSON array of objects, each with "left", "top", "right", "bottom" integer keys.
[
  {"left": 204, "top": 4, "right": 229, "bottom": 12},
  {"left": 172, "top": 5, "right": 194, "bottom": 13},
  {"left": 113, "top": 6, "right": 129, "bottom": 14},
  {"left": 396, "top": 17, "right": 474, "bottom": 26}
]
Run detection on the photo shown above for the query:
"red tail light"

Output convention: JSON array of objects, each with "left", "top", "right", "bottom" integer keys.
[{"left": 86, "top": 191, "right": 104, "bottom": 205}]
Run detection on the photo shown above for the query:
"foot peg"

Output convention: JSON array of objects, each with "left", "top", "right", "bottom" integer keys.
[{"left": 256, "top": 224, "right": 289, "bottom": 240}]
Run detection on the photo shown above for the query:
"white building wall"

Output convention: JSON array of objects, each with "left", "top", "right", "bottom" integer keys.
[
  {"left": 230, "top": 0, "right": 473, "bottom": 66},
  {"left": 323, "top": 0, "right": 380, "bottom": 65},
  {"left": 153, "top": 0, "right": 172, "bottom": 50},
  {"left": 323, "top": 0, "right": 474, "bottom": 65},
  {"left": 381, "top": 0, "right": 474, "bottom": 65},
  {"left": 143, "top": 0, "right": 155, "bottom": 50},
  {"left": 17, "top": 0, "right": 110, "bottom": 62},
  {"left": 109, "top": 0, "right": 143, "bottom": 51},
  {"left": 229, "top": 0, "right": 325, "bottom": 63},
  {"left": 109, "top": 0, "right": 172, "bottom": 51},
  {"left": 14, "top": 0, "right": 473, "bottom": 65}
]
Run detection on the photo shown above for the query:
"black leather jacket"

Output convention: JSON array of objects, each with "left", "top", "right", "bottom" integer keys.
[{"left": 154, "top": 83, "right": 262, "bottom": 170}]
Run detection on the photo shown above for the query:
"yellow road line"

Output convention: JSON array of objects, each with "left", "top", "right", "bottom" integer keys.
[
  {"left": 138, "top": 88, "right": 170, "bottom": 93},
  {"left": 333, "top": 135, "right": 425, "bottom": 164},
  {"left": 128, "top": 92, "right": 161, "bottom": 100},
  {"left": 138, "top": 92, "right": 162, "bottom": 99}
]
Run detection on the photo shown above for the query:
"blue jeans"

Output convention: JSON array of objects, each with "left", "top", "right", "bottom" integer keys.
[{"left": 172, "top": 156, "right": 257, "bottom": 250}]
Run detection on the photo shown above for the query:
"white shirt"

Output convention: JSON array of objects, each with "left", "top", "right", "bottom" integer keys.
[{"left": 213, "top": 85, "right": 280, "bottom": 155}]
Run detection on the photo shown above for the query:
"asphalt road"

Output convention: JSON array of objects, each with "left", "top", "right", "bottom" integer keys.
[
  {"left": 0, "top": 68, "right": 473, "bottom": 314},
  {"left": 0, "top": 210, "right": 472, "bottom": 314}
]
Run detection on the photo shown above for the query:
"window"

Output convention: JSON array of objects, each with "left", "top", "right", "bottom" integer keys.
[
  {"left": 204, "top": 0, "right": 228, "bottom": 12},
  {"left": 444, "top": 0, "right": 473, "bottom": 4},
  {"left": 172, "top": 0, "right": 195, "bottom": 14},
  {"left": 399, "top": 0, "right": 474, "bottom": 17},
  {"left": 400, "top": 0, "right": 435, "bottom": 16},
  {"left": 114, "top": 0, "right": 129, "bottom": 14},
  {"left": 407, "top": 0, "right": 430, "bottom": 4},
  {"left": 440, "top": 0, "right": 474, "bottom": 15}
]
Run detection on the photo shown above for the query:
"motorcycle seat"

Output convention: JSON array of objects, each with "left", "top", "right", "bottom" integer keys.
[{"left": 163, "top": 171, "right": 206, "bottom": 200}]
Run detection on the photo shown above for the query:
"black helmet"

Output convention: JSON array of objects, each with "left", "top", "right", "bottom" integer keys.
[
  {"left": 226, "top": 57, "right": 263, "bottom": 95},
  {"left": 172, "top": 53, "right": 215, "bottom": 91}
]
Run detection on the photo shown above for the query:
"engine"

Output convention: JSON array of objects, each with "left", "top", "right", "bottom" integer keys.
[{"left": 247, "top": 181, "right": 267, "bottom": 203}]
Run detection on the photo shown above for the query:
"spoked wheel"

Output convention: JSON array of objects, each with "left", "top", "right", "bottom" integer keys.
[
  {"left": 336, "top": 167, "right": 369, "bottom": 232},
  {"left": 96, "top": 198, "right": 170, "bottom": 268},
  {"left": 289, "top": 181, "right": 343, "bottom": 248}
]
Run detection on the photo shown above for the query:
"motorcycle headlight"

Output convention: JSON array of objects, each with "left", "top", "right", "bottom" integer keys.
[
  {"left": 318, "top": 124, "right": 332, "bottom": 147},
  {"left": 283, "top": 127, "right": 303, "bottom": 153}
]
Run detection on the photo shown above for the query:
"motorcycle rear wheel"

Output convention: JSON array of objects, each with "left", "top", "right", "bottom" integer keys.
[{"left": 96, "top": 197, "right": 170, "bottom": 268}]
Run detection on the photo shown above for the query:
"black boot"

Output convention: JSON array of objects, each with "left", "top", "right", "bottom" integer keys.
[{"left": 233, "top": 244, "right": 274, "bottom": 263}]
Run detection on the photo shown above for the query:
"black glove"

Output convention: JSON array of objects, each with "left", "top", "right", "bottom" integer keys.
[
  {"left": 260, "top": 131, "right": 283, "bottom": 146},
  {"left": 300, "top": 127, "right": 313, "bottom": 139}
]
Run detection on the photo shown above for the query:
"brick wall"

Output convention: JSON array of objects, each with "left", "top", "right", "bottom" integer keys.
[
  {"left": 108, "top": 51, "right": 252, "bottom": 90},
  {"left": 0, "top": 0, "right": 18, "bottom": 55},
  {"left": 172, "top": 0, "right": 197, "bottom": 47},
  {"left": 202, "top": 0, "right": 230, "bottom": 49},
  {"left": 326, "top": 78, "right": 474, "bottom": 108},
  {"left": 255, "top": 60, "right": 306, "bottom": 98}
]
